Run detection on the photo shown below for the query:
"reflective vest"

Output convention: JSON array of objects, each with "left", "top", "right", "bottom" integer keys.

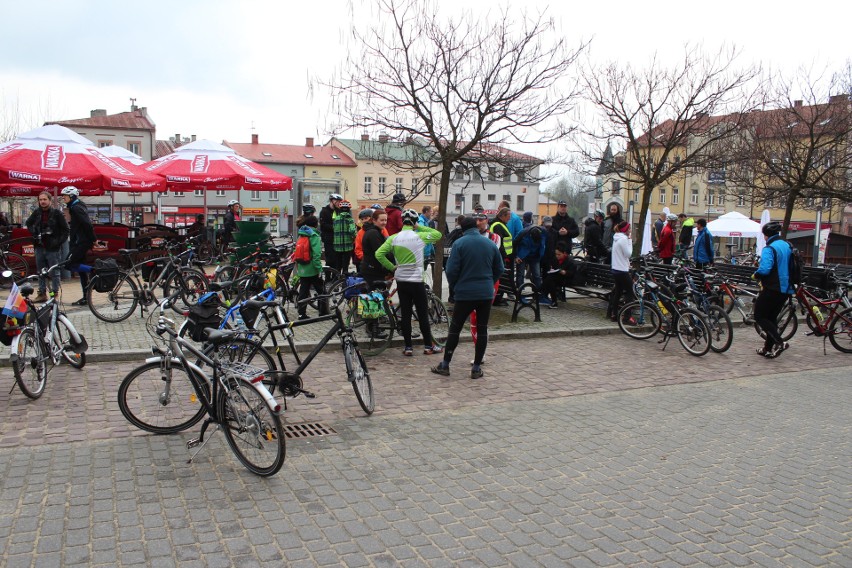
[{"left": 489, "top": 220, "right": 513, "bottom": 256}]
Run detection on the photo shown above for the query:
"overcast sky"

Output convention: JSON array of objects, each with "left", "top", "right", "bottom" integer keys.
[{"left": 1, "top": 0, "right": 849, "bottom": 175}]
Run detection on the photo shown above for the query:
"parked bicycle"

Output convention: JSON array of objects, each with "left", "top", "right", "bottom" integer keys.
[
  {"left": 0, "top": 245, "right": 29, "bottom": 289},
  {"left": 669, "top": 265, "right": 733, "bottom": 353},
  {"left": 786, "top": 273, "right": 852, "bottom": 353},
  {"left": 6, "top": 262, "right": 88, "bottom": 399},
  {"left": 87, "top": 241, "right": 209, "bottom": 322},
  {"left": 706, "top": 273, "right": 798, "bottom": 342},
  {"left": 118, "top": 293, "right": 285, "bottom": 476}
]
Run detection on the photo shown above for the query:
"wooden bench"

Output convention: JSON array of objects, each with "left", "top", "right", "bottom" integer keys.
[
  {"left": 563, "top": 260, "right": 615, "bottom": 301},
  {"left": 496, "top": 263, "right": 541, "bottom": 322}
]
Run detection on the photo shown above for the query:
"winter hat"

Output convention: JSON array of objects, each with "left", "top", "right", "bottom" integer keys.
[
  {"left": 542, "top": 216, "right": 553, "bottom": 226},
  {"left": 522, "top": 211, "right": 533, "bottom": 223}
]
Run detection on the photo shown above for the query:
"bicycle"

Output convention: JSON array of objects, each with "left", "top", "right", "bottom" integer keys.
[
  {"left": 86, "top": 241, "right": 209, "bottom": 322},
  {"left": 6, "top": 262, "right": 88, "bottom": 399},
  {"left": 787, "top": 275, "right": 852, "bottom": 353},
  {"left": 706, "top": 273, "right": 798, "bottom": 342},
  {"left": 716, "top": 244, "right": 759, "bottom": 266},
  {"left": 0, "top": 246, "right": 29, "bottom": 289},
  {"left": 117, "top": 292, "right": 285, "bottom": 476},
  {"left": 669, "top": 265, "right": 733, "bottom": 353}
]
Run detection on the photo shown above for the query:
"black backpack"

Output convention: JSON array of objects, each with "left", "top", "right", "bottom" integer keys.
[
  {"left": 788, "top": 244, "right": 803, "bottom": 286},
  {"left": 92, "top": 258, "right": 120, "bottom": 292}
]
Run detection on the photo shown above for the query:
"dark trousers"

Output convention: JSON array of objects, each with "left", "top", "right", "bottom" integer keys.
[
  {"left": 540, "top": 273, "right": 566, "bottom": 304},
  {"left": 327, "top": 250, "right": 351, "bottom": 275},
  {"left": 442, "top": 299, "right": 492, "bottom": 367},
  {"left": 754, "top": 289, "right": 789, "bottom": 350},
  {"left": 661, "top": 257, "right": 673, "bottom": 265},
  {"left": 67, "top": 244, "right": 91, "bottom": 295},
  {"left": 607, "top": 270, "right": 634, "bottom": 319},
  {"left": 396, "top": 280, "right": 434, "bottom": 348},
  {"left": 297, "top": 274, "right": 326, "bottom": 317}
]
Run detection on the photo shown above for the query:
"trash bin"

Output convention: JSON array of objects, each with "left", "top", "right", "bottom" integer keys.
[{"left": 232, "top": 220, "right": 270, "bottom": 260}]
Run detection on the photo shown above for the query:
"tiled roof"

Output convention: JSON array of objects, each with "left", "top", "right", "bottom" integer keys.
[
  {"left": 155, "top": 139, "right": 177, "bottom": 159},
  {"left": 224, "top": 140, "right": 357, "bottom": 167},
  {"left": 49, "top": 108, "right": 156, "bottom": 131},
  {"left": 334, "top": 137, "right": 543, "bottom": 164}
]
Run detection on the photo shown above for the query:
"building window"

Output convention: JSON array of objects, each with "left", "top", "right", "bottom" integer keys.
[
  {"left": 472, "top": 166, "right": 481, "bottom": 180},
  {"left": 672, "top": 187, "right": 679, "bottom": 205},
  {"left": 194, "top": 189, "right": 203, "bottom": 197},
  {"left": 98, "top": 141, "right": 112, "bottom": 148},
  {"left": 611, "top": 180, "right": 621, "bottom": 195},
  {"left": 173, "top": 191, "right": 184, "bottom": 197},
  {"left": 311, "top": 170, "right": 318, "bottom": 177},
  {"left": 395, "top": 178, "right": 403, "bottom": 192},
  {"left": 455, "top": 166, "right": 464, "bottom": 180},
  {"left": 503, "top": 167, "right": 512, "bottom": 182},
  {"left": 502, "top": 194, "right": 511, "bottom": 202},
  {"left": 659, "top": 187, "right": 666, "bottom": 204},
  {"left": 454, "top": 194, "right": 464, "bottom": 210},
  {"left": 216, "top": 189, "right": 226, "bottom": 197},
  {"left": 424, "top": 181, "right": 432, "bottom": 196},
  {"left": 127, "top": 142, "right": 141, "bottom": 155},
  {"left": 633, "top": 189, "right": 639, "bottom": 203},
  {"left": 488, "top": 167, "right": 497, "bottom": 181},
  {"left": 765, "top": 195, "right": 774, "bottom": 208},
  {"left": 335, "top": 171, "right": 341, "bottom": 177},
  {"left": 412, "top": 178, "right": 419, "bottom": 193},
  {"left": 251, "top": 190, "right": 260, "bottom": 200},
  {"left": 378, "top": 177, "right": 386, "bottom": 195},
  {"left": 516, "top": 170, "right": 526, "bottom": 182},
  {"left": 487, "top": 194, "right": 496, "bottom": 201},
  {"left": 516, "top": 195, "right": 524, "bottom": 210},
  {"left": 707, "top": 189, "right": 715, "bottom": 206},
  {"left": 822, "top": 197, "right": 831, "bottom": 209},
  {"left": 737, "top": 191, "right": 746, "bottom": 206},
  {"left": 363, "top": 176, "right": 372, "bottom": 194},
  {"left": 690, "top": 185, "right": 699, "bottom": 205},
  {"left": 270, "top": 191, "right": 279, "bottom": 201}
]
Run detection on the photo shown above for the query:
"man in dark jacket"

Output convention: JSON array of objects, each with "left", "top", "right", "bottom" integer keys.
[
  {"left": 551, "top": 200, "right": 579, "bottom": 251},
  {"left": 602, "top": 202, "right": 623, "bottom": 261},
  {"left": 26, "top": 191, "right": 69, "bottom": 302},
  {"left": 319, "top": 193, "right": 342, "bottom": 262},
  {"left": 753, "top": 222, "right": 795, "bottom": 359},
  {"left": 583, "top": 210, "right": 606, "bottom": 263},
  {"left": 385, "top": 192, "right": 406, "bottom": 235},
  {"left": 60, "top": 186, "right": 95, "bottom": 305}
]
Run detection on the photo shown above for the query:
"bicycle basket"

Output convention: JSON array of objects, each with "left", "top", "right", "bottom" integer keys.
[
  {"left": 357, "top": 293, "right": 385, "bottom": 319},
  {"left": 140, "top": 258, "right": 166, "bottom": 282},
  {"left": 92, "top": 258, "right": 120, "bottom": 292}
]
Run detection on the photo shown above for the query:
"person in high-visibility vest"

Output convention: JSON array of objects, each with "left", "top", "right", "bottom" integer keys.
[{"left": 489, "top": 207, "right": 514, "bottom": 306}]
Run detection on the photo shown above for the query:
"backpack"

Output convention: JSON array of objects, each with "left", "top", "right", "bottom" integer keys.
[
  {"left": 293, "top": 235, "right": 312, "bottom": 264},
  {"left": 788, "top": 244, "right": 803, "bottom": 286},
  {"left": 92, "top": 258, "right": 120, "bottom": 292}
]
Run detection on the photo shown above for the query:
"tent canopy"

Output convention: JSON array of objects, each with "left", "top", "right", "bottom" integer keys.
[{"left": 706, "top": 211, "right": 762, "bottom": 238}]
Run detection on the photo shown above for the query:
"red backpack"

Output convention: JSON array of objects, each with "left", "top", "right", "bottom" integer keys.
[{"left": 293, "top": 235, "right": 312, "bottom": 264}]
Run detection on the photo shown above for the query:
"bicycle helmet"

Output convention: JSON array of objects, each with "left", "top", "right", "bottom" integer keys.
[
  {"left": 302, "top": 204, "right": 316, "bottom": 214},
  {"left": 60, "top": 186, "right": 80, "bottom": 197},
  {"left": 762, "top": 221, "right": 782, "bottom": 237},
  {"left": 666, "top": 213, "right": 678, "bottom": 221},
  {"left": 329, "top": 193, "right": 343, "bottom": 201},
  {"left": 402, "top": 209, "right": 419, "bottom": 225},
  {"left": 227, "top": 199, "right": 239, "bottom": 207},
  {"left": 339, "top": 200, "right": 352, "bottom": 210},
  {"left": 594, "top": 209, "right": 605, "bottom": 219},
  {"left": 358, "top": 208, "right": 373, "bottom": 220},
  {"left": 371, "top": 203, "right": 383, "bottom": 210}
]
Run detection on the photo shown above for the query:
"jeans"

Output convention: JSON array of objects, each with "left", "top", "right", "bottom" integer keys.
[
  {"left": 515, "top": 259, "right": 542, "bottom": 291},
  {"left": 59, "top": 240, "right": 71, "bottom": 279},
  {"left": 35, "top": 247, "right": 61, "bottom": 294}
]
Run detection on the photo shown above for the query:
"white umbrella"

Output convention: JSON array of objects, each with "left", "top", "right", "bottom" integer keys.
[
  {"left": 756, "top": 209, "right": 771, "bottom": 256},
  {"left": 98, "top": 144, "right": 146, "bottom": 166},
  {"left": 641, "top": 209, "right": 653, "bottom": 255},
  {"left": 705, "top": 211, "right": 762, "bottom": 238}
]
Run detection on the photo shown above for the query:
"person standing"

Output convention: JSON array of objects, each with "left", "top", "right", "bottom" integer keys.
[
  {"left": 294, "top": 216, "right": 327, "bottom": 320},
  {"left": 752, "top": 222, "right": 795, "bottom": 359},
  {"left": 551, "top": 200, "right": 579, "bottom": 252},
  {"left": 25, "top": 191, "right": 69, "bottom": 302},
  {"left": 331, "top": 201, "right": 356, "bottom": 274},
  {"left": 385, "top": 192, "right": 406, "bottom": 235},
  {"left": 607, "top": 221, "right": 633, "bottom": 322},
  {"left": 375, "top": 209, "right": 444, "bottom": 356},
  {"left": 678, "top": 213, "right": 695, "bottom": 256},
  {"left": 498, "top": 200, "right": 523, "bottom": 238},
  {"left": 652, "top": 211, "right": 666, "bottom": 250},
  {"left": 431, "top": 215, "right": 504, "bottom": 379},
  {"left": 60, "top": 186, "right": 95, "bottom": 306},
  {"left": 602, "top": 202, "right": 623, "bottom": 262},
  {"left": 583, "top": 210, "right": 606, "bottom": 263},
  {"left": 658, "top": 214, "right": 677, "bottom": 264},
  {"left": 692, "top": 218, "right": 714, "bottom": 269},
  {"left": 319, "top": 193, "right": 342, "bottom": 264},
  {"left": 489, "top": 208, "right": 514, "bottom": 306},
  {"left": 296, "top": 203, "right": 317, "bottom": 228}
]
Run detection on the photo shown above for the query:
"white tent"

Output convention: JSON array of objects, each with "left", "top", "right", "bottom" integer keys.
[
  {"left": 706, "top": 211, "right": 762, "bottom": 238},
  {"left": 756, "top": 209, "right": 771, "bottom": 256},
  {"left": 641, "top": 209, "right": 653, "bottom": 254}
]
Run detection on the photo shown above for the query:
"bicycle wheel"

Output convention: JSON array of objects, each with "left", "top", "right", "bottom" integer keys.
[
  {"left": 206, "top": 338, "right": 276, "bottom": 372},
  {"left": 618, "top": 300, "right": 662, "bottom": 340},
  {"left": 87, "top": 273, "right": 139, "bottom": 323},
  {"left": 755, "top": 301, "right": 798, "bottom": 342},
  {"left": 348, "top": 300, "right": 394, "bottom": 356},
  {"left": 828, "top": 306, "right": 852, "bottom": 353},
  {"left": 165, "top": 268, "right": 209, "bottom": 313},
  {"left": 213, "top": 264, "right": 238, "bottom": 284},
  {"left": 344, "top": 338, "right": 374, "bottom": 415},
  {"left": 705, "top": 304, "right": 734, "bottom": 354},
  {"left": 54, "top": 316, "right": 85, "bottom": 368},
  {"left": 195, "top": 241, "right": 216, "bottom": 264},
  {"left": 0, "top": 252, "right": 29, "bottom": 289},
  {"left": 676, "top": 308, "right": 711, "bottom": 356},
  {"left": 12, "top": 327, "right": 47, "bottom": 399},
  {"left": 118, "top": 360, "right": 208, "bottom": 434},
  {"left": 426, "top": 294, "right": 449, "bottom": 347},
  {"left": 218, "top": 377, "right": 285, "bottom": 476}
]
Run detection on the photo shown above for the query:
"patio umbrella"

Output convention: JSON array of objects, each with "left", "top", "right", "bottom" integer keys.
[
  {"left": 641, "top": 209, "right": 653, "bottom": 255},
  {"left": 142, "top": 139, "right": 292, "bottom": 191},
  {"left": 98, "top": 144, "right": 146, "bottom": 167},
  {"left": 756, "top": 209, "right": 771, "bottom": 257},
  {"left": 0, "top": 124, "right": 165, "bottom": 192},
  {"left": 705, "top": 211, "right": 762, "bottom": 238}
]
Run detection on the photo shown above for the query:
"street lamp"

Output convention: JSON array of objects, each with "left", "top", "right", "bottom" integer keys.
[{"left": 812, "top": 205, "right": 822, "bottom": 267}]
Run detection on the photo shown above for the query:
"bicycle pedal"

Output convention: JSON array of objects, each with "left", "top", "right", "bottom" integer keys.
[
  {"left": 186, "top": 438, "right": 201, "bottom": 449},
  {"left": 303, "top": 390, "right": 316, "bottom": 399}
]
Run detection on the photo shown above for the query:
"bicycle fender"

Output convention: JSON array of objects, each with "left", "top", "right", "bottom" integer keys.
[
  {"left": 8, "top": 333, "right": 24, "bottom": 362},
  {"left": 248, "top": 379, "right": 282, "bottom": 415},
  {"left": 57, "top": 314, "right": 88, "bottom": 353},
  {"left": 142, "top": 356, "right": 206, "bottom": 378}
]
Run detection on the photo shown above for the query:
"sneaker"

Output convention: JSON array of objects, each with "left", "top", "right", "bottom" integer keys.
[
  {"left": 756, "top": 347, "right": 770, "bottom": 357},
  {"left": 423, "top": 345, "right": 443, "bottom": 355},
  {"left": 470, "top": 358, "right": 486, "bottom": 366},
  {"left": 403, "top": 347, "right": 413, "bottom": 357},
  {"left": 33, "top": 292, "right": 49, "bottom": 303},
  {"left": 430, "top": 364, "right": 450, "bottom": 376},
  {"left": 547, "top": 303, "right": 559, "bottom": 310},
  {"left": 470, "top": 367, "right": 484, "bottom": 380},
  {"left": 71, "top": 298, "right": 88, "bottom": 306},
  {"left": 538, "top": 297, "right": 552, "bottom": 305}
]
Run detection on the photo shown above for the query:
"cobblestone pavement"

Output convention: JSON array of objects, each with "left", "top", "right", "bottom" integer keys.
[{"left": 0, "top": 323, "right": 850, "bottom": 566}]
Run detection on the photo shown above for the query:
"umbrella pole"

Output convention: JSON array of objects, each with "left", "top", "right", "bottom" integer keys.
[{"left": 110, "top": 192, "right": 115, "bottom": 224}]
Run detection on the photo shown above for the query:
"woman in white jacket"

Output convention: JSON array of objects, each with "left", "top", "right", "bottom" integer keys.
[{"left": 607, "top": 221, "right": 634, "bottom": 321}]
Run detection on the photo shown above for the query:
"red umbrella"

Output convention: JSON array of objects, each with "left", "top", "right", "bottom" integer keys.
[
  {"left": 0, "top": 124, "right": 165, "bottom": 192},
  {"left": 142, "top": 139, "right": 292, "bottom": 191}
]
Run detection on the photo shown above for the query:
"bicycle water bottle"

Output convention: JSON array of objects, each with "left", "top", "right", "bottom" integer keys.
[
  {"left": 812, "top": 306, "right": 825, "bottom": 323},
  {"left": 232, "top": 309, "right": 247, "bottom": 330},
  {"left": 656, "top": 299, "right": 669, "bottom": 316}
]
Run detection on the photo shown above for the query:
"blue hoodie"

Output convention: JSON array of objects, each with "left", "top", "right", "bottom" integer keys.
[
  {"left": 754, "top": 235, "right": 794, "bottom": 294},
  {"left": 445, "top": 228, "right": 504, "bottom": 301}
]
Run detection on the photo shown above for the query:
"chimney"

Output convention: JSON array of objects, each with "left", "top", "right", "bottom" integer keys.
[
  {"left": 305, "top": 137, "right": 314, "bottom": 147},
  {"left": 829, "top": 94, "right": 848, "bottom": 104},
  {"left": 361, "top": 134, "right": 369, "bottom": 141},
  {"left": 137, "top": 106, "right": 147, "bottom": 117},
  {"left": 174, "top": 133, "right": 181, "bottom": 146},
  {"left": 191, "top": 134, "right": 196, "bottom": 142},
  {"left": 252, "top": 134, "right": 259, "bottom": 145},
  {"left": 378, "top": 134, "right": 389, "bottom": 143},
  {"left": 794, "top": 100, "right": 803, "bottom": 107},
  {"left": 90, "top": 109, "right": 107, "bottom": 117}
]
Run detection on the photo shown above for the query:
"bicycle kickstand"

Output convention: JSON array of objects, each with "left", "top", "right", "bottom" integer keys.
[
  {"left": 657, "top": 328, "right": 673, "bottom": 352},
  {"left": 186, "top": 418, "right": 218, "bottom": 463}
]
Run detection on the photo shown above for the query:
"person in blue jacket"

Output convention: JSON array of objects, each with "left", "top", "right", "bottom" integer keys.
[
  {"left": 752, "top": 222, "right": 795, "bottom": 359},
  {"left": 692, "top": 218, "right": 714, "bottom": 269},
  {"left": 431, "top": 215, "right": 504, "bottom": 380},
  {"left": 514, "top": 223, "right": 547, "bottom": 291},
  {"left": 499, "top": 200, "right": 523, "bottom": 238}
]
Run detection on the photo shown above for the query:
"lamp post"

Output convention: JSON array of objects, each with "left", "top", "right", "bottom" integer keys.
[{"left": 812, "top": 205, "right": 822, "bottom": 267}]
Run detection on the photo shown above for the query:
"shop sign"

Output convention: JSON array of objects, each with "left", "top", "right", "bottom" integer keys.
[
  {"left": 242, "top": 208, "right": 270, "bottom": 215},
  {"left": 161, "top": 206, "right": 178, "bottom": 213}
]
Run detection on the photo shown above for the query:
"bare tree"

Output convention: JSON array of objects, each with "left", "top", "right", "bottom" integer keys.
[
  {"left": 577, "top": 45, "right": 762, "bottom": 255},
  {"left": 727, "top": 65, "right": 852, "bottom": 237},
  {"left": 544, "top": 173, "right": 595, "bottom": 221},
  {"left": 324, "top": 0, "right": 586, "bottom": 295}
]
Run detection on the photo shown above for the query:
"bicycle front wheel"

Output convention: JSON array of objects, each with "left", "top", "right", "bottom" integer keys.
[
  {"left": 828, "top": 306, "right": 852, "bottom": 353},
  {"left": 218, "top": 377, "right": 285, "bottom": 476},
  {"left": 87, "top": 273, "right": 138, "bottom": 322},
  {"left": 165, "top": 268, "right": 209, "bottom": 313},
  {"left": 426, "top": 294, "right": 449, "bottom": 347},
  {"left": 676, "top": 308, "right": 711, "bottom": 356},
  {"left": 118, "top": 361, "right": 208, "bottom": 434},
  {"left": 348, "top": 301, "right": 394, "bottom": 357},
  {"left": 618, "top": 300, "right": 662, "bottom": 340},
  {"left": 54, "top": 316, "right": 86, "bottom": 368},
  {"left": 0, "top": 252, "right": 29, "bottom": 289},
  {"left": 344, "top": 338, "right": 374, "bottom": 415},
  {"left": 705, "top": 304, "right": 734, "bottom": 354},
  {"left": 13, "top": 327, "right": 47, "bottom": 399}
]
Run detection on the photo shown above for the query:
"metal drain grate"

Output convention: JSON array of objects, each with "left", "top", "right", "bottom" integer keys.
[{"left": 283, "top": 422, "right": 337, "bottom": 439}]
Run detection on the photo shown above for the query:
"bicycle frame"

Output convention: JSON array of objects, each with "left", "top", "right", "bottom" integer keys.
[{"left": 794, "top": 285, "right": 846, "bottom": 336}]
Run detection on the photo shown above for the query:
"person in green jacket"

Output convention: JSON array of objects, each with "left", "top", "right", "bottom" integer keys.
[
  {"left": 295, "top": 216, "right": 327, "bottom": 319},
  {"left": 375, "top": 209, "right": 444, "bottom": 356}
]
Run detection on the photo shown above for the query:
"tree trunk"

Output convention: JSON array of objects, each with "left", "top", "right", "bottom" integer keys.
[
  {"left": 632, "top": 184, "right": 653, "bottom": 257},
  {"left": 781, "top": 188, "right": 799, "bottom": 240},
  {"left": 431, "top": 162, "right": 453, "bottom": 298}
]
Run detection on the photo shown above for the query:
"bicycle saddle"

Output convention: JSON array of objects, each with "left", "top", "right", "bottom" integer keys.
[
  {"left": 208, "top": 281, "right": 233, "bottom": 292},
  {"left": 203, "top": 328, "right": 240, "bottom": 345},
  {"left": 243, "top": 299, "right": 278, "bottom": 310},
  {"left": 118, "top": 248, "right": 139, "bottom": 255}
]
